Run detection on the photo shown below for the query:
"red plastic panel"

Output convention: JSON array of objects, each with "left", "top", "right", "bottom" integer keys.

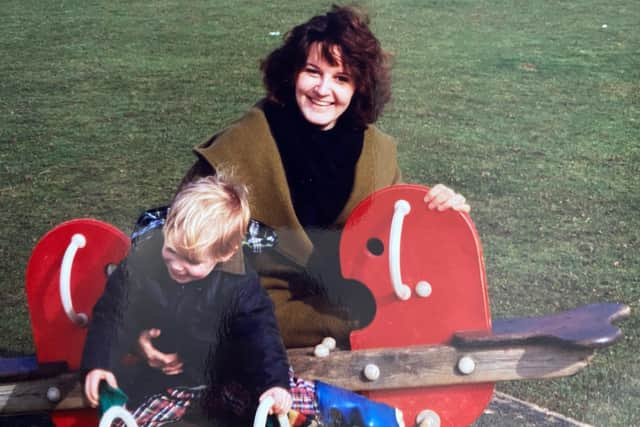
[
  {"left": 341, "top": 185, "right": 493, "bottom": 426},
  {"left": 26, "top": 218, "right": 130, "bottom": 369},
  {"left": 46, "top": 410, "right": 98, "bottom": 427},
  {"left": 25, "top": 219, "right": 130, "bottom": 427}
]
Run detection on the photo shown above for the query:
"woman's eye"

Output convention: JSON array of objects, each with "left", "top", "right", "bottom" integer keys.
[{"left": 336, "top": 75, "right": 351, "bottom": 83}]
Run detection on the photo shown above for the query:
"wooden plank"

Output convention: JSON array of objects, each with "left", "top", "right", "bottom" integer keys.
[
  {"left": 288, "top": 343, "right": 594, "bottom": 390},
  {"left": 453, "top": 303, "right": 630, "bottom": 349},
  {"left": 0, "top": 372, "right": 84, "bottom": 413},
  {"left": 0, "top": 342, "right": 594, "bottom": 414}
]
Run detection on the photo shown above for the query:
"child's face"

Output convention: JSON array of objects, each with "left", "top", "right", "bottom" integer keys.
[{"left": 161, "top": 243, "right": 227, "bottom": 284}]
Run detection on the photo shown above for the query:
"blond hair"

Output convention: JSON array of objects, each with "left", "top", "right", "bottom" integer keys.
[{"left": 163, "top": 174, "right": 250, "bottom": 262}]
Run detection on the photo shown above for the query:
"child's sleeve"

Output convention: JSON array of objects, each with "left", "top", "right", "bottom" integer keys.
[
  {"left": 229, "top": 275, "right": 290, "bottom": 394},
  {"left": 80, "top": 262, "right": 132, "bottom": 374}
]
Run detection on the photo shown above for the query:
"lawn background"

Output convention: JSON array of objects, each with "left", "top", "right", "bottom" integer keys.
[{"left": 1, "top": 1, "right": 638, "bottom": 425}]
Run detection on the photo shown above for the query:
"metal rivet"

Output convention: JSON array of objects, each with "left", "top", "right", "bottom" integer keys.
[
  {"left": 46, "top": 386, "right": 61, "bottom": 403},
  {"left": 457, "top": 356, "right": 476, "bottom": 375},
  {"left": 321, "top": 337, "right": 336, "bottom": 351},
  {"left": 314, "top": 344, "right": 330, "bottom": 358},
  {"left": 416, "top": 281, "right": 432, "bottom": 298},
  {"left": 416, "top": 409, "right": 441, "bottom": 427},
  {"left": 363, "top": 363, "right": 380, "bottom": 381}
]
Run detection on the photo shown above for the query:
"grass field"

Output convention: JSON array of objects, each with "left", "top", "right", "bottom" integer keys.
[{"left": 1, "top": 1, "right": 638, "bottom": 425}]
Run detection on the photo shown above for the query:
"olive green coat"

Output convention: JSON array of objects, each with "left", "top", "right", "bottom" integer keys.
[{"left": 188, "top": 105, "right": 401, "bottom": 346}]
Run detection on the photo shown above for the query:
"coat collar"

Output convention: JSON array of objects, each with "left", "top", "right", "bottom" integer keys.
[
  {"left": 194, "top": 101, "right": 399, "bottom": 267},
  {"left": 215, "top": 248, "right": 246, "bottom": 275}
]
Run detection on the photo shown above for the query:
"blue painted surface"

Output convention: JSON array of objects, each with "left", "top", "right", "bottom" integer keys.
[{"left": 0, "top": 355, "right": 39, "bottom": 377}]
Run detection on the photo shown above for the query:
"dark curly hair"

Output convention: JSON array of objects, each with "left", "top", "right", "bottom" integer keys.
[{"left": 260, "top": 4, "right": 392, "bottom": 127}]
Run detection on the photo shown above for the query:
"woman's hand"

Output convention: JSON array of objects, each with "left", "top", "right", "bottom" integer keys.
[
  {"left": 84, "top": 369, "right": 118, "bottom": 408},
  {"left": 424, "top": 184, "right": 471, "bottom": 213},
  {"left": 259, "top": 386, "right": 293, "bottom": 415},
  {"left": 138, "top": 328, "right": 184, "bottom": 375}
]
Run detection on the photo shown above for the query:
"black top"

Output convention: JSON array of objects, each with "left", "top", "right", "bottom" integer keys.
[
  {"left": 263, "top": 101, "right": 365, "bottom": 228},
  {"left": 81, "top": 228, "right": 289, "bottom": 416},
  {"left": 262, "top": 102, "right": 375, "bottom": 326}
]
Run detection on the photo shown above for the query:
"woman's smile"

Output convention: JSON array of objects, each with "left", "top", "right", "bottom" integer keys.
[{"left": 295, "top": 43, "right": 355, "bottom": 130}]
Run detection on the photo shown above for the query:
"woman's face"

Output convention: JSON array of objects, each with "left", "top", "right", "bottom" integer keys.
[{"left": 295, "top": 43, "right": 355, "bottom": 130}]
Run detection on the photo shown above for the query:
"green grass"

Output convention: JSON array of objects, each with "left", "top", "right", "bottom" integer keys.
[{"left": 1, "top": 1, "right": 638, "bottom": 425}]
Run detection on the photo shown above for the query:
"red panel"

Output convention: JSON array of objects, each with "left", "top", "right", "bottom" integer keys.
[
  {"left": 50, "top": 410, "right": 98, "bottom": 427},
  {"left": 341, "top": 185, "right": 494, "bottom": 426},
  {"left": 25, "top": 219, "right": 130, "bottom": 426}
]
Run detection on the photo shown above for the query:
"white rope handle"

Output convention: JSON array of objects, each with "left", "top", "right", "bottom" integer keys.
[
  {"left": 59, "top": 233, "right": 88, "bottom": 327},
  {"left": 99, "top": 406, "right": 139, "bottom": 427},
  {"left": 253, "top": 396, "right": 290, "bottom": 427},
  {"left": 389, "top": 200, "right": 412, "bottom": 300}
]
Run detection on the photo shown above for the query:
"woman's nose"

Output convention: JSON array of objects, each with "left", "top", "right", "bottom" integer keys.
[{"left": 314, "top": 77, "right": 331, "bottom": 95}]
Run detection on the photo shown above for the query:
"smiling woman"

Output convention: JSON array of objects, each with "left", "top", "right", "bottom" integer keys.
[
  {"left": 294, "top": 44, "right": 355, "bottom": 130},
  {"left": 174, "top": 4, "right": 470, "bottom": 348}
]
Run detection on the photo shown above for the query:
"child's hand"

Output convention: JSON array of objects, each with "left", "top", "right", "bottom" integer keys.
[
  {"left": 138, "top": 328, "right": 184, "bottom": 375},
  {"left": 259, "top": 387, "right": 292, "bottom": 415},
  {"left": 84, "top": 369, "right": 118, "bottom": 408},
  {"left": 424, "top": 183, "right": 471, "bottom": 213}
]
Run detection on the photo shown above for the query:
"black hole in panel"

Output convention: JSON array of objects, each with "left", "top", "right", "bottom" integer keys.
[{"left": 366, "top": 238, "right": 384, "bottom": 256}]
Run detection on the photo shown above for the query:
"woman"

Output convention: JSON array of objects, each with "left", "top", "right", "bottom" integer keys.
[{"left": 175, "top": 5, "right": 469, "bottom": 348}]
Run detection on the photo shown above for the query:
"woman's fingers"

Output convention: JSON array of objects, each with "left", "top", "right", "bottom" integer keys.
[
  {"left": 424, "top": 184, "right": 471, "bottom": 213},
  {"left": 445, "top": 193, "right": 470, "bottom": 212},
  {"left": 424, "top": 184, "right": 447, "bottom": 208}
]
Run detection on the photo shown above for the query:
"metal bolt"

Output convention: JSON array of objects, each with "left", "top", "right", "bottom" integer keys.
[
  {"left": 363, "top": 363, "right": 380, "bottom": 381},
  {"left": 416, "top": 409, "right": 441, "bottom": 427},
  {"left": 322, "top": 337, "right": 336, "bottom": 351},
  {"left": 416, "top": 281, "right": 432, "bottom": 298},
  {"left": 457, "top": 355, "right": 476, "bottom": 375},
  {"left": 46, "top": 386, "right": 61, "bottom": 403},
  {"left": 314, "top": 344, "right": 330, "bottom": 358},
  {"left": 77, "top": 312, "right": 89, "bottom": 328}
]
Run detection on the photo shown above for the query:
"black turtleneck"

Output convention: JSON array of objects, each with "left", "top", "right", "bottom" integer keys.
[{"left": 263, "top": 101, "right": 365, "bottom": 228}]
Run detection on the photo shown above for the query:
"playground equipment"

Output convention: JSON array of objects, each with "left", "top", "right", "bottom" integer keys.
[{"left": 0, "top": 185, "right": 629, "bottom": 426}]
